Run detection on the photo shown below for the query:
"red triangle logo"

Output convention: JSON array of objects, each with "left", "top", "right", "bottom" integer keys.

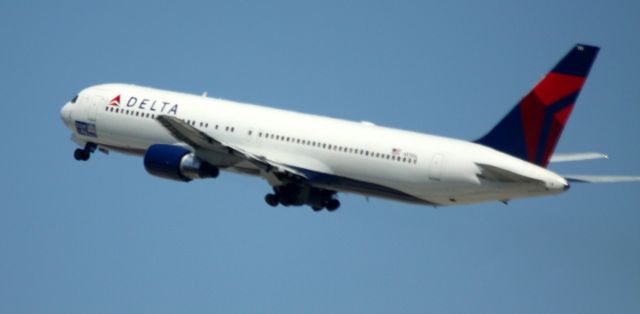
[{"left": 109, "top": 95, "right": 121, "bottom": 107}]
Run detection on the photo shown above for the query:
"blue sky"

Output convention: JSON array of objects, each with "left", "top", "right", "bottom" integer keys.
[{"left": 1, "top": 1, "right": 639, "bottom": 313}]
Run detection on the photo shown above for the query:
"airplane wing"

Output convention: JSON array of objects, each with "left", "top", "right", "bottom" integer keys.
[
  {"left": 563, "top": 175, "right": 640, "bottom": 183},
  {"left": 156, "top": 115, "right": 308, "bottom": 180},
  {"left": 550, "top": 152, "right": 608, "bottom": 162}
]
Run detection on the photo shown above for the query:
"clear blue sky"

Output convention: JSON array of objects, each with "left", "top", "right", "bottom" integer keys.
[{"left": 1, "top": 1, "right": 639, "bottom": 313}]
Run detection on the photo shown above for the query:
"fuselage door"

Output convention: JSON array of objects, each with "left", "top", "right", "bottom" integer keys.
[
  {"left": 428, "top": 153, "right": 445, "bottom": 181},
  {"left": 88, "top": 95, "right": 105, "bottom": 122}
]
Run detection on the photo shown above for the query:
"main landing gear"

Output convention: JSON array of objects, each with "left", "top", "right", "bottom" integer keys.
[
  {"left": 74, "top": 142, "right": 97, "bottom": 161},
  {"left": 264, "top": 184, "right": 341, "bottom": 212}
]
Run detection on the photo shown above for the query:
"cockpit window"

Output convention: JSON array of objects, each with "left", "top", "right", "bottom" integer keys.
[{"left": 71, "top": 95, "right": 78, "bottom": 103}]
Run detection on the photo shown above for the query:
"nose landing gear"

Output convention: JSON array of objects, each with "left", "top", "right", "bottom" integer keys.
[{"left": 73, "top": 142, "right": 97, "bottom": 161}]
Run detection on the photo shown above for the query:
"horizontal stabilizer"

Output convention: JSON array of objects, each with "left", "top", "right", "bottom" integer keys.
[
  {"left": 550, "top": 152, "right": 608, "bottom": 162},
  {"left": 563, "top": 175, "right": 640, "bottom": 183}
]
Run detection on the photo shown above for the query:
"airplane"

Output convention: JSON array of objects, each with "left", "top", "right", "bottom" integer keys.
[{"left": 60, "top": 44, "right": 640, "bottom": 211}]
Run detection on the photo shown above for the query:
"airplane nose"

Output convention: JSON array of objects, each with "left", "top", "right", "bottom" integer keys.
[{"left": 60, "top": 102, "right": 72, "bottom": 127}]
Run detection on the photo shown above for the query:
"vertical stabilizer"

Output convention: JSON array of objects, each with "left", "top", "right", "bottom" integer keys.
[{"left": 476, "top": 44, "right": 599, "bottom": 167}]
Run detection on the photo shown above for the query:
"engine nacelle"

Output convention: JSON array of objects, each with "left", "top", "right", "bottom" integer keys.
[{"left": 143, "top": 144, "right": 219, "bottom": 182}]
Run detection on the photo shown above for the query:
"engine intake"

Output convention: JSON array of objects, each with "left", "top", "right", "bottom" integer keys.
[{"left": 144, "top": 144, "right": 219, "bottom": 181}]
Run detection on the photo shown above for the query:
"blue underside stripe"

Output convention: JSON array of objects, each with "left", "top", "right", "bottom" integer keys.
[
  {"left": 289, "top": 165, "right": 437, "bottom": 205},
  {"left": 104, "top": 143, "right": 435, "bottom": 205}
]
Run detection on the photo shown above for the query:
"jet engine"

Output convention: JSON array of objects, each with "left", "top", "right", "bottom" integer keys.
[{"left": 143, "top": 144, "right": 219, "bottom": 181}]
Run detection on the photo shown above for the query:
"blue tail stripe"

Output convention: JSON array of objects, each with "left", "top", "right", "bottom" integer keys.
[
  {"left": 475, "top": 106, "right": 527, "bottom": 160},
  {"left": 535, "top": 92, "right": 579, "bottom": 164},
  {"left": 552, "top": 45, "right": 600, "bottom": 76}
]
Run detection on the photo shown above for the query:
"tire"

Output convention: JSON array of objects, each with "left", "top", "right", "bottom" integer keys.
[
  {"left": 265, "top": 194, "right": 279, "bottom": 207},
  {"left": 74, "top": 149, "right": 89, "bottom": 161},
  {"left": 210, "top": 167, "right": 220, "bottom": 178},
  {"left": 326, "top": 199, "right": 340, "bottom": 211}
]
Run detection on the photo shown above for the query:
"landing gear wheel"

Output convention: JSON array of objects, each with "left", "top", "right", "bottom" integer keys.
[
  {"left": 73, "top": 143, "right": 95, "bottom": 161},
  {"left": 74, "top": 149, "right": 89, "bottom": 161},
  {"left": 311, "top": 206, "right": 323, "bottom": 212},
  {"left": 265, "top": 194, "right": 279, "bottom": 207},
  {"left": 326, "top": 199, "right": 340, "bottom": 212}
]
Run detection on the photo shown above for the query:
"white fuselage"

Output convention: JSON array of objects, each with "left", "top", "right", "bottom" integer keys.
[{"left": 60, "top": 83, "right": 568, "bottom": 206}]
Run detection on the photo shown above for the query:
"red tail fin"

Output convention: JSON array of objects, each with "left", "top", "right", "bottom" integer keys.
[{"left": 476, "top": 44, "right": 599, "bottom": 167}]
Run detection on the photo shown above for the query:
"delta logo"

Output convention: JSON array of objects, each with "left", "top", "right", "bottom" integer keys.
[
  {"left": 108, "top": 94, "right": 179, "bottom": 115},
  {"left": 109, "top": 95, "right": 121, "bottom": 107}
]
